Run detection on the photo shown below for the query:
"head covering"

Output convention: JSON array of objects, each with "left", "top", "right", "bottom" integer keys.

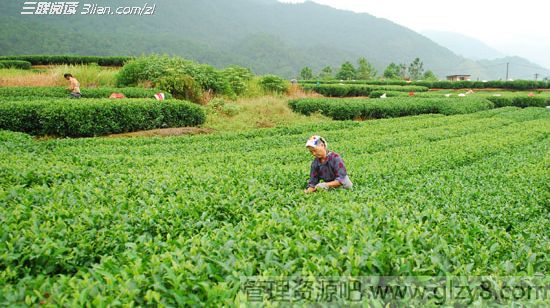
[
  {"left": 154, "top": 92, "right": 166, "bottom": 101},
  {"left": 305, "top": 135, "right": 327, "bottom": 148}
]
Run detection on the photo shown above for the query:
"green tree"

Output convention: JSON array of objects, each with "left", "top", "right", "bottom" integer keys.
[
  {"left": 221, "top": 65, "right": 254, "bottom": 96},
  {"left": 300, "top": 66, "right": 313, "bottom": 80},
  {"left": 319, "top": 66, "right": 333, "bottom": 80},
  {"left": 408, "top": 57, "right": 424, "bottom": 80},
  {"left": 336, "top": 61, "right": 357, "bottom": 80},
  {"left": 383, "top": 62, "right": 401, "bottom": 79},
  {"left": 259, "top": 75, "right": 289, "bottom": 94},
  {"left": 423, "top": 70, "right": 438, "bottom": 81},
  {"left": 356, "top": 57, "right": 377, "bottom": 80},
  {"left": 157, "top": 73, "right": 203, "bottom": 103}
]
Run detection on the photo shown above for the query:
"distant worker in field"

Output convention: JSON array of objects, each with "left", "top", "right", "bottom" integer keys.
[
  {"left": 304, "top": 135, "right": 353, "bottom": 193},
  {"left": 64, "top": 73, "right": 81, "bottom": 99}
]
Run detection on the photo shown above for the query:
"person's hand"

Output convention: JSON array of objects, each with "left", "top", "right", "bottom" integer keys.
[
  {"left": 315, "top": 183, "right": 329, "bottom": 190},
  {"left": 304, "top": 187, "right": 316, "bottom": 194}
]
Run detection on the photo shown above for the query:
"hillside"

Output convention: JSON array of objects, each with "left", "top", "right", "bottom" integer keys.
[
  {"left": 1, "top": 0, "right": 549, "bottom": 79},
  {"left": 422, "top": 30, "right": 505, "bottom": 60}
]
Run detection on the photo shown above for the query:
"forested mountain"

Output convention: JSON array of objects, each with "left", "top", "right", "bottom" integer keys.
[
  {"left": 422, "top": 30, "right": 505, "bottom": 60},
  {"left": 1, "top": 0, "right": 548, "bottom": 79}
]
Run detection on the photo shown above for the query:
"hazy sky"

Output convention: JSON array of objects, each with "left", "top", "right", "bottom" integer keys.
[{"left": 279, "top": 0, "right": 550, "bottom": 68}]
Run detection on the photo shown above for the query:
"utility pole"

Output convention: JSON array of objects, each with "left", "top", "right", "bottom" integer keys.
[
  {"left": 535, "top": 73, "right": 539, "bottom": 81},
  {"left": 505, "top": 62, "right": 509, "bottom": 81}
]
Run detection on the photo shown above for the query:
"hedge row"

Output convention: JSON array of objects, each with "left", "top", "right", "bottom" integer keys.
[
  {"left": 288, "top": 97, "right": 494, "bottom": 120},
  {"left": 0, "top": 99, "right": 205, "bottom": 137},
  {"left": 368, "top": 91, "right": 550, "bottom": 106},
  {"left": 485, "top": 96, "right": 550, "bottom": 108},
  {"left": 301, "top": 84, "right": 429, "bottom": 97},
  {"left": 0, "top": 55, "right": 132, "bottom": 66},
  {"left": 300, "top": 80, "right": 409, "bottom": 86},
  {"left": 0, "top": 60, "right": 32, "bottom": 70},
  {"left": 300, "top": 79, "right": 550, "bottom": 90},
  {"left": 410, "top": 92, "right": 550, "bottom": 103},
  {"left": 414, "top": 80, "right": 550, "bottom": 90},
  {"left": 0, "top": 87, "right": 172, "bottom": 99}
]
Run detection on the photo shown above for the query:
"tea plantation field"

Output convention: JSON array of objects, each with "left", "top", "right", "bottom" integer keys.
[{"left": 1, "top": 107, "right": 549, "bottom": 305}]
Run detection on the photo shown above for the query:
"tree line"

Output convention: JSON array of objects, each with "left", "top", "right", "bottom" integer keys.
[{"left": 300, "top": 57, "right": 437, "bottom": 81}]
